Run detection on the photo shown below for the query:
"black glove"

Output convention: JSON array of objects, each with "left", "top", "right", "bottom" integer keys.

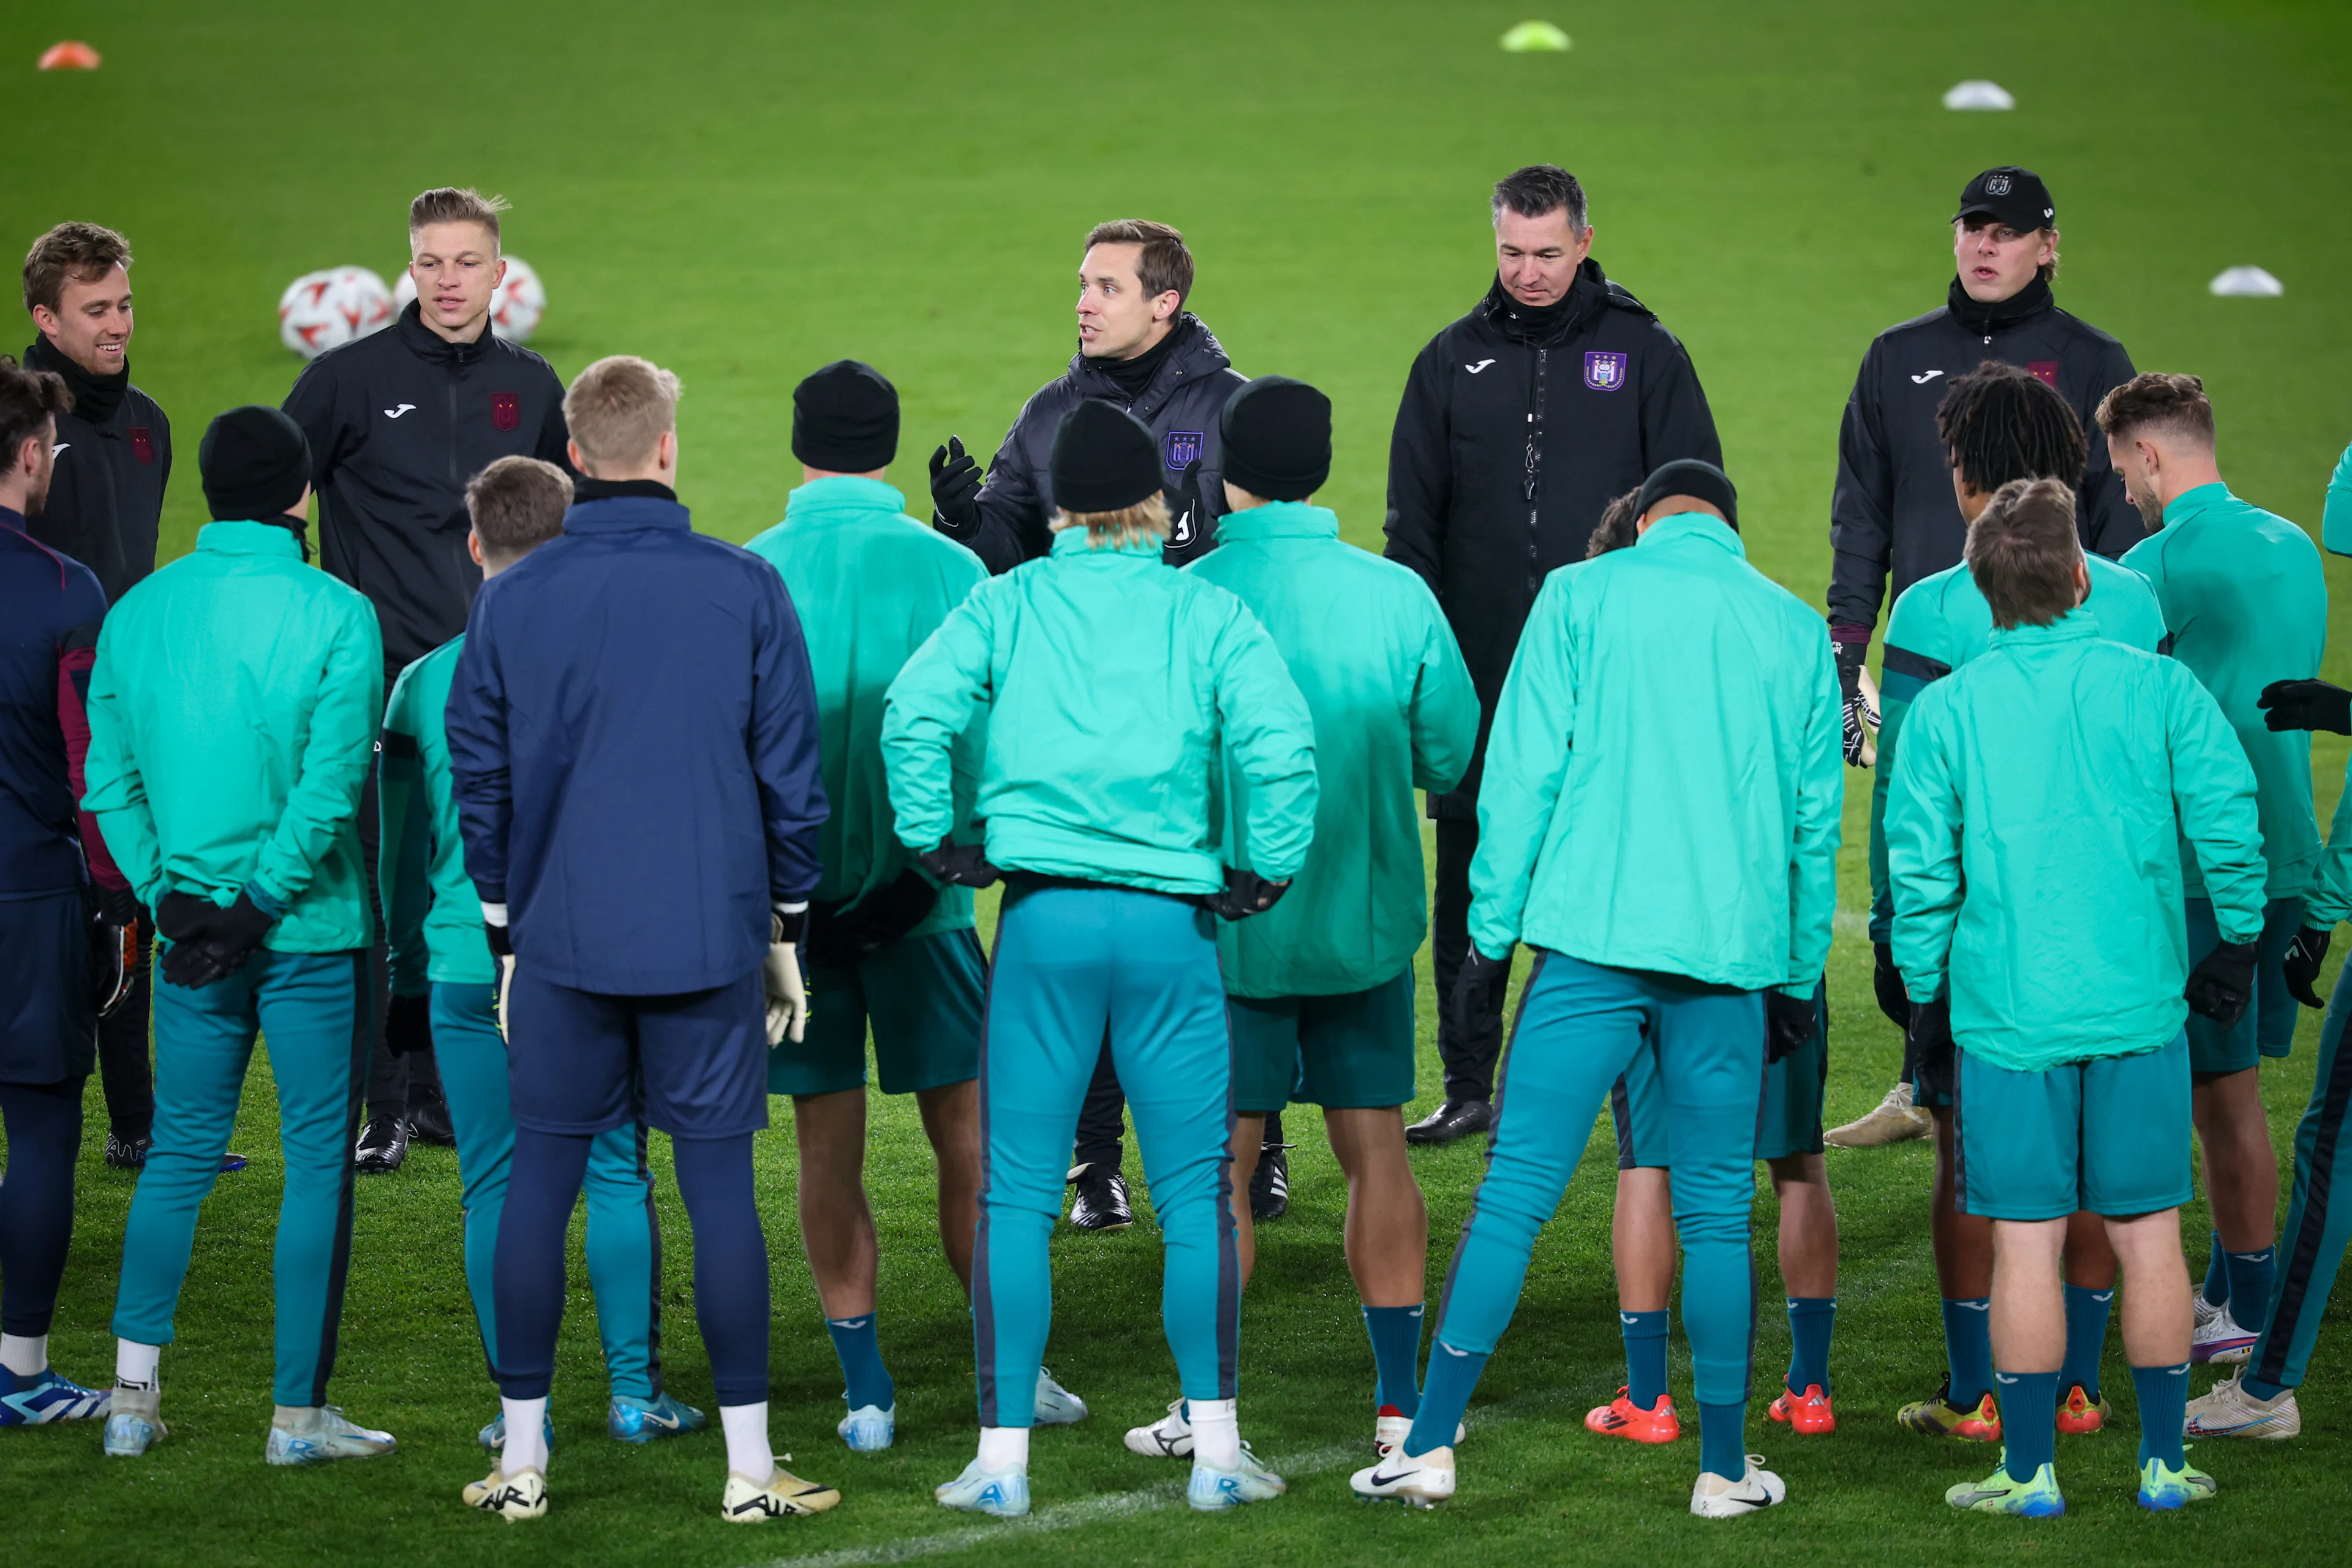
[
  {"left": 483, "top": 919, "right": 513, "bottom": 959},
  {"left": 1204, "top": 867, "right": 1289, "bottom": 921},
  {"left": 2258, "top": 678, "right": 2352, "bottom": 736},
  {"left": 1765, "top": 989, "right": 1818, "bottom": 1065},
  {"left": 1166, "top": 459, "right": 1206, "bottom": 551},
  {"left": 2185, "top": 938, "right": 2258, "bottom": 1029},
  {"left": 807, "top": 869, "right": 943, "bottom": 970},
  {"left": 1834, "top": 638, "right": 1874, "bottom": 768},
  {"left": 1905, "top": 995, "right": 1954, "bottom": 1076},
  {"left": 1450, "top": 946, "right": 1511, "bottom": 1049},
  {"left": 97, "top": 884, "right": 141, "bottom": 929},
  {"left": 157, "top": 890, "right": 275, "bottom": 989},
  {"left": 928, "top": 437, "right": 983, "bottom": 539},
  {"left": 384, "top": 990, "right": 434, "bottom": 1057},
  {"left": 152, "top": 889, "right": 213, "bottom": 943},
  {"left": 1871, "top": 941, "right": 1912, "bottom": 1030},
  {"left": 918, "top": 842, "right": 1002, "bottom": 889},
  {"left": 2283, "top": 924, "right": 2333, "bottom": 1011}
]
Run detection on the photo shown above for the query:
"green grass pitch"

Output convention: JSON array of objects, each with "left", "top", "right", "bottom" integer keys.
[{"left": 4, "top": 1, "right": 2351, "bottom": 1562}]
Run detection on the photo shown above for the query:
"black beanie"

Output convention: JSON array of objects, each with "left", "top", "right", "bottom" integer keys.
[
  {"left": 791, "top": 360, "right": 899, "bottom": 473},
  {"left": 1050, "top": 399, "right": 1161, "bottom": 514},
  {"left": 200, "top": 405, "right": 312, "bottom": 522},
  {"left": 1635, "top": 458, "right": 1738, "bottom": 531},
  {"left": 1219, "top": 375, "right": 1331, "bottom": 502}
]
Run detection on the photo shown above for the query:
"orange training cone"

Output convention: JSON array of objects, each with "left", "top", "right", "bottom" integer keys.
[{"left": 39, "top": 41, "right": 102, "bottom": 71}]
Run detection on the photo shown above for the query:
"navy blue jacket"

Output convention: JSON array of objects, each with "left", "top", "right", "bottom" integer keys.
[
  {"left": 445, "top": 491, "right": 828, "bottom": 995},
  {"left": 0, "top": 508, "right": 114, "bottom": 901}
]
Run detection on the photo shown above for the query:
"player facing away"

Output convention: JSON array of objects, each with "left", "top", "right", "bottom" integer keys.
[
  {"left": 745, "top": 361, "right": 1084, "bottom": 1449},
  {"left": 0, "top": 356, "right": 121, "bottom": 1424},
  {"left": 1354, "top": 459, "right": 1841, "bottom": 1517},
  {"left": 1886, "top": 477, "right": 2266, "bottom": 1515},
  {"left": 379, "top": 454, "right": 701, "bottom": 1452},
  {"left": 84, "top": 407, "right": 392, "bottom": 1463},
  {"left": 1118, "top": 377, "right": 1476, "bottom": 1462},
  {"left": 2103, "top": 375, "right": 2328, "bottom": 1366},
  {"left": 445, "top": 357, "right": 833, "bottom": 1523},
  {"left": 1869, "top": 364, "right": 2162, "bottom": 1442},
  {"left": 1577, "top": 483, "right": 1842, "bottom": 1446},
  {"left": 883, "top": 399, "right": 1318, "bottom": 1518}
]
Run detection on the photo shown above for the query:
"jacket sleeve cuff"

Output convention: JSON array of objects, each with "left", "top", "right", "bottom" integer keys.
[{"left": 245, "top": 880, "right": 288, "bottom": 920}]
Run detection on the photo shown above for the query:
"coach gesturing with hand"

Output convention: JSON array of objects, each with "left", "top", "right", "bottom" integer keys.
[{"left": 1384, "top": 164, "right": 1720, "bottom": 1144}]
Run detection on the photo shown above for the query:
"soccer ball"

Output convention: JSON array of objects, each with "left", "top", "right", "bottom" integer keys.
[
  {"left": 277, "top": 266, "right": 394, "bottom": 358},
  {"left": 391, "top": 257, "right": 546, "bottom": 343}
]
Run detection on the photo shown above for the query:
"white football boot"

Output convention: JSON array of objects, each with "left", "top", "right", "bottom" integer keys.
[
  {"left": 1691, "top": 1455, "right": 1786, "bottom": 1517},
  {"left": 463, "top": 1466, "right": 548, "bottom": 1520},
  {"left": 2192, "top": 1293, "right": 2258, "bottom": 1365},
  {"left": 2184, "top": 1371, "right": 2301, "bottom": 1440},
  {"left": 1351, "top": 1443, "right": 1455, "bottom": 1507},
  {"left": 722, "top": 1467, "right": 841, "bottom": 1520},
  {"left": 1035, "top": 1367, "right": 1087, "bottom": 1425},
  {"left": 265, "top": 1406, "right": 397, "bottom": 1465},
  {"left": 1188, "top": 1444, "right": 1285, "bottom": 1510},
  {"left": 1373, "top": 1408, "right": 1464, "bottom": 1455},
  {"left": 1822, "top": 1080, "right": 1931, "bottom": 1147},
  {"left": 1126, "top": 1398, "right": 1193, "bottom": 1458},
  {"left": 935, "top": 1457, "right": 1030, "bottom": 1517}
]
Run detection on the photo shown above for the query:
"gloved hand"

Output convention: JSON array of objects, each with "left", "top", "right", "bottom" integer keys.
[
  {"left": 1765, "top": 989, "right": 1818, "bottom": 1065},
  {"left": 1836, "top": 638, "right": 1876, "bottom": 768},
  {"left": 918, "top": 842, "right": 1002, "bottom": 889},
  {"left": 807, "top": 869, "right": 941, "bottom": 970},
  {"left": 97, "top": 883, "right": 141, "bottom": 929},
  {"left": 763, "top": 908, "right": 809, "bottom": 1046},
  {"left": 152, "top": 889, "right": 213, "bottom": 943},
  {"left": 2283, "top": 924, "right": 2333, "bottom": 1010},
  {"left": 1450, "top": 945, "right": 1511, "bottom": 1050},
  {"left": 1205, "top": 867, "right": 1289, "bottom": 921},
  {"left": 928, "top": 437, "right": 983, "bottom": 539},
  {"left": 1166, "top": 459, "right": 1205, "bottom": 550},
  {"left": 1905, "top": 995, "right": 1954, "bottom": 1076},
  {"left": 2185, "top": 938, "right": 2258, "bottom": 1029},
  {"left": 384, "top": 990, "right": 434, "bottom": 1057},
  {"left": 1871, "top": 941, "right": 1912, "bottom": 1030},
  {"left": 2258, "top": 677, "right": 2352, "bottom": 736},
  {"left": 157, "top": 889, "right": 275, "bottom": 989}
]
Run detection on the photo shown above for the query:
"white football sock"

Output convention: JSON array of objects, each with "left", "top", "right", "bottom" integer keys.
[
  {"left": 115, "top": 1338, "right": 160, "bottom": 1390},
  {"left": 720, "top": 1401, "right": 775, "bottom": 1483},
  {"left": 976, "top": 1424, "right": 1029, "bottom": 1471},
  {"left": 0, "top": 1333, "right": 47, "bottom": 1377},
  {"left": 1189, "top": 1397, "right": 1240, "bottom": 1469},
  {"left": 502, "top": 1396, "right": 549, "bottom": 1475}
]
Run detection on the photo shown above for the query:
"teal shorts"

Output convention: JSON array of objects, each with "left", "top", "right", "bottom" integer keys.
[
  {"left": 2184, "top": 896, "right": 2304, "bottom": 1076},
  {"left": 1613, "top": 980, "right": 1825, "bottom": 1166},
  {"left": 1953, "top": 1031, "right": 2192, "bottom": 1221},
  {"left": 1227, "top": 968, "right": 1415, "bottom": 1115},
  {"left": 766, "top": 927, "right": 985, "bottom": 1098}
]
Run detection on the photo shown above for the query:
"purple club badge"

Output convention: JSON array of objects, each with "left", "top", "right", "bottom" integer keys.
[
  {"left": 1584, "top": 351, "right": 1628, "bottom": 392},
  {"left": 1164, "top": 430, "right": 1204, "bottom": 469}
]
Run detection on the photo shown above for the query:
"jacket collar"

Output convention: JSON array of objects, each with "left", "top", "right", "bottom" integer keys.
[
  {"left": 1634, "top": 510, "right": 1746, "bottom": 559},
  {"left": 783, "top": 475, "right": 908, "bottom": 523},
  {"left": 1989, "top": 608, "right": 2099, "bottom": 649},
  {"left": 1065, "top": 313, "right": 1232, "bottom": 414},
  {"left": 2161, "top": 481, "right": 2234, "bottom": 529},
  {"left": 563, "top": 494, "right": 692, "bottom": 535},
  {"left": 25, "top": 335, "right": 129, "bottom": 425},
  {"left": 0, "top": 504, "right": 25, "bottom": 536},
  {"left": 1048, "top": 526, "right": 1164, "bottom": 561},
  {"left": 1481, "top": 259, "right": 1610, "bottom": 346},
  {"left": 1947, "top": 273, "right": 2054, "bottom": 336},
  {"left": 197, "top": 519, "right": 307, "bottom": 559},
  {"left": 1214, "top": 500, "right": 1338, "bottom": 543},
  {"left": 393, "top": 299, "right": 495, "bottom": 368}
]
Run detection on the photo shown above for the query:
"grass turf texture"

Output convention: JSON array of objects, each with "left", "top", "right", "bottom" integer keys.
[{"left": 4, "top": 0, "right": 2351, "bottom": 1561}]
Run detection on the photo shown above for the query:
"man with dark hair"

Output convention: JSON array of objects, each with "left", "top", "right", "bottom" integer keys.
[
  {"left": 21, "top": 221, "right": 173, "bottom": 1170},
  {"left": 1885, "top": 475, "right": 2264, "bottom": 1517},
  {"left": 0, "top": 355, "right": 119, "bottom": 1423},
  {"left": 284, "top": 187, "right": 571, "bottom": 1172},
  {"left": 927, "top": 219, "right": 1251, "bottom": 1228},
  {"left": 2107, "top": 374, "right": 2328, "bottom": 1367},
  {"left": 1384, "top": 164, "right": 1721, "bottom": 1143}
]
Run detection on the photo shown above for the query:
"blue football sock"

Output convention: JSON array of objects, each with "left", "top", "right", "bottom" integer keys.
[
  {"left": 2223, "top": 1247, "right": 2275, "bottom": 1332},
  {"left": 1942, "top": 1297, "right": 1994, "bottom": 1406},
  {"left": 1404, "top": 1340, "right": 1485, "bottom": 1458},
  {"left": 1997, "top": 1370, "right": 2059, "bottom": 1483},
  {"left": 1621, "top": 1308, "right": 1670, "bottom": 1410},
  {"left": 1697, "top": 1400, "right": 1746, "bottom": 1481},
  {"left": 2060, "top": 1282, "right": 2114, "bottom": 1398},
  {"left": 1785, "top": 1297, "right": 1834, "bottom": 1395},
  {"left": 2133, "top": 1362, "right": 2190, "bottom": 1470},
  {"left": 2201, "top": 1229, "right": 2228, "bottom": 1306},
  {"left": 1362, "top": 1303, "right": 1425, "bottom": 1417},
  {"left": 2242, "top": 1373, "right": 2289, "bottom": 1402},
  {"left": 824, "top": 1314, "right": 895, "bottom": 1412}
]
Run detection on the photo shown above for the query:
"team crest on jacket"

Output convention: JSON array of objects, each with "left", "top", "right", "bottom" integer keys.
[
  {"left": 491, "top": 391, "right": 521, "bottom": 432},
  {"left": 1584, "top": 351, "right": 1628, "bottom": 392},
  {"left": 1165, "top": 430, "right": 1204, "bottom": 469},
  {"left": 2026, "top": 361, "right": 2059, "bottom": 388},
  {"left": 129, "top": 428, "right": 156, "bottom": 466}
]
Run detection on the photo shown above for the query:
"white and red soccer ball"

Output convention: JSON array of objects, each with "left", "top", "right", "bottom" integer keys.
[
  {"left": 390, "top": 257, "right": 546, "bottom": 344},
  {"left": 277, "top": 266, "right": 396, "bottom": 359}
]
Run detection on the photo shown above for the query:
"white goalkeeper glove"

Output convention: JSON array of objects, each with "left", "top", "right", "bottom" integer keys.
[{"left": 763, "top": 907, "right": 807, "bottom": 1046}]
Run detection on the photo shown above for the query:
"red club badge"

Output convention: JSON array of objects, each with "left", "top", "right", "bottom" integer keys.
[
  {"left": 2026, "top": 361, "right": 2059, "bottom": 388},
  {"left": 129, "top": 427, "right": 156, "bottom": 466},
  {"left": 491, "top": 391, "right": 521, "bottom": 432}
]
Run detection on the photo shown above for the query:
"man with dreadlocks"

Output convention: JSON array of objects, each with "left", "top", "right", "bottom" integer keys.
[{"left": 1861, "top": 361, "right": 2165, "bottom": 1447}]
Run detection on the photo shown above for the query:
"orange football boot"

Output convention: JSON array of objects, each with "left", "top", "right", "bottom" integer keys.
[
  {"left": 1585, "top": 1387, "right": 1680, "bottom": 1443},
  {"left": 2056, "top": 1382, "right": 2111, "bottom": 1434},
  {"left": 1898, "top": 1376, "right": 2002, "bottom": 1441},
  {"left": 1768, "top": 1383, "right": 1836, "bottom": 1434}
]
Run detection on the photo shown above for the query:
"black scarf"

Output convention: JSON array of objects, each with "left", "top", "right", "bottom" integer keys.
[
  {"left": 24, "top": 335, "right": 129, "bottom": 425},
  {"left": 1947, "top": 273, "right": 2053, "bottom": 335},
  {"left": 572, "top": 478, "right": 677, "bottom": 503},
  {"left": 1483, "top": 260, "right": 1603, "bottom": 347},
  {"left": 1090, "top": 316, "right": 1191, "bottom": 398}
]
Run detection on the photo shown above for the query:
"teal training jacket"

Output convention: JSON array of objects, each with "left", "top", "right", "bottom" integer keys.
[{"left": 381, "top": 635, "right": 493, "bottom": 988}]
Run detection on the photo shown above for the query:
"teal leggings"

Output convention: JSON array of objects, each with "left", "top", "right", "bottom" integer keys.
[
  {"left": 113, "top": 949, "right": 368, "bottom": 1407},
  {"left": 2247, "top": 956, "right": 2352, "bottom": 1393},
  {"left": 973, "top": 883, "right": 1240, "bottom": 1427},
  {"left": 431, "top": 983, "right": 663, "bottom": 1400}
]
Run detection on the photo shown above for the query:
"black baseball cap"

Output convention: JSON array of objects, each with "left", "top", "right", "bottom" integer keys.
[{"left": 1955, "top": 166, "right": 2056, "bottom": 232}]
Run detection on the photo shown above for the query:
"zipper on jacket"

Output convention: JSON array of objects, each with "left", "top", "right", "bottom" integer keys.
[
  {"left": 447, "top": 371, "right": 462, "bottom": 486},
  {"left": 1524, "top": 347, "right": 1548, "bottom": 598}
]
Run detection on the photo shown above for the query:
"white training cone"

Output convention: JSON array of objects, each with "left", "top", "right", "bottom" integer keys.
[
  {"left": 1943, "top": 80, "right": 2015, "bottom": 110},
  {"left": 2209, "top": 266, "right": 2283, "bottom": 298},
  {"left": 1501, "top": 21, "right": 1572, "bottom": 51}
]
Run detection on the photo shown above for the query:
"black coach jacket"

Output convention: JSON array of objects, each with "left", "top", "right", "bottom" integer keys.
[
  {"left": 282, "top": 302, "right": 570, "bottom": 674},
  {"left": 1384, "top": 263, "right": 1721, "bottom": 818},
  {"left": 1826, "top": 277, "right": 2138, "bottom": 636},
  {"left": 942, "top": 313, "right": 1248, "bottom": 574},
  {"left": 23, "top": 337, "right": 170, "bottom": 607}
]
